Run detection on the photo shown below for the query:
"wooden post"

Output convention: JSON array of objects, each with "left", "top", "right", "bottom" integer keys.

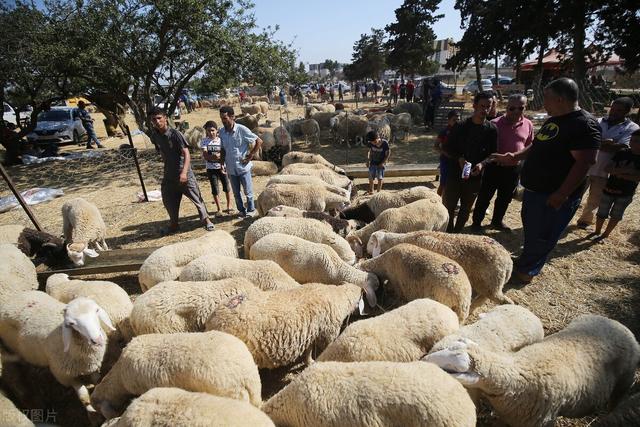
[
  {"left": 125, "top": 125, "right": 149, "bottom": 202},
  {"left": 0, "top": 162, "right": 43, "bottom": 231}
]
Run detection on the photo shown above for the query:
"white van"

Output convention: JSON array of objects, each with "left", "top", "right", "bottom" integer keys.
[{"left": 3, "top": 102, "right": 17, "bottom": 126}]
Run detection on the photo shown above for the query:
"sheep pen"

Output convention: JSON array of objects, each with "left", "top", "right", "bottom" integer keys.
[{"left": 0, "top": 100, "right": 639, "bottom": 427}]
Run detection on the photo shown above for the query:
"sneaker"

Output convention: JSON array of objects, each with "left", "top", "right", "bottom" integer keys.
[
  {"left": 237, "top": 212, "right": 247, "bottom": 219},
  {"left": 245, "top": 210, "right": 258, "bottom": 218},
  {"left": 514, "top": 270, "right": 534, "bottom": 284}
]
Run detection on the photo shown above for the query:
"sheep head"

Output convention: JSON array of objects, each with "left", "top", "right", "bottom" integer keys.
[
  {"left": 423, "top": 338, "right": 482, "bottom": 387},
  {"left": 345, "top": 232, "right": 364, "bottom": 258},
  {"left": 66, "top": 242, "right": 99, "bottom": 267},
  {"left": 367, "top": 230, "right": 387, "bottom": 257},
  {"left": 62, "top": 297, "right": 115, "bottom": 353}
]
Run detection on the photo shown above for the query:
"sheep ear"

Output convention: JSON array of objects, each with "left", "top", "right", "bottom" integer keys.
[
  {"left": 451, "top": 372, "right": 481, "bottom": 386},
  {"left": 62, "top": 323, "right": 72, "bottom": 353},
  {"left": 97, "top": 307, "right": 116, "bottom": 331},
  {"left": 83, "top": 248, "right": 99, "bottom": 258}
]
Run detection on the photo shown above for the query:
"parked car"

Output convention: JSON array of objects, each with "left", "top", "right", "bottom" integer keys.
[
  {"left": 332, "top": 82, "right": 351, "bottom": 93},
  {"left": 462, "top": 79, "right": 494, "bottom": 95},
  {"left": 27, "top": 107, "right": 86, "bottom": 145},
  {"left": 491, "top": 76, "right": 515, "bottom": 86},
  {"left": 3, "top": 102, "right": 17, "bottom": 126},
  {"left": 414, "top": 79, "right": 456, "bottom": 101}
]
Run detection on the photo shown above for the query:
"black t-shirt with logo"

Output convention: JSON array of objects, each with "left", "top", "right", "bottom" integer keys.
[
  {"left": 368, "top": 140, "right": 390, "bottom": 166},
  {"left": 603, "top": 149, "right": 640, "bottom": 197},
  {"left": 521, "top": 109, "right": 601, "bottom": 196}
]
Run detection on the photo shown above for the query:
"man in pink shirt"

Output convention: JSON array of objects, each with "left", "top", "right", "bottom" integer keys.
[{"left": 472, "top": 94, "right": 533, "bottom": 231}]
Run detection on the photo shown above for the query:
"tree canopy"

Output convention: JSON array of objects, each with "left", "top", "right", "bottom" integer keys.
[{"left": 343, "top": 29, "right": 388, "bottom": 81}]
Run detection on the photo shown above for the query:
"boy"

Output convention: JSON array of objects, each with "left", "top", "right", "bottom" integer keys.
[
  {"left": 200, "top": 120, "right": 232, "bottom": 215},
  {"left": 594, "top": 129, "right": 640, "bottom": 241},
  {"left": 435, "top": 110, "right": 460, "bottom": 198},
  {"left": 366, "top": 130, "right": 390, "bottom": 194}
]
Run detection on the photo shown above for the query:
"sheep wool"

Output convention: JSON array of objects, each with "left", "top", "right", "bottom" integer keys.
[
  {"left": 251, "top": 160, "right": 278, "bottom": 176},
  {"left": 129, "top": 278, "right": 258, "bottom": 335},
  {"left": 282, "top": 151, "right": 345, "bottom": 174},
  {"left": 263, "top": 361, "right": 476, "bottom": 427},
  {"left": 244, "top": 217, "right": 355, "bottom": 264},
  {"left": 206, "top": 282, "right": 363, "bottom": 368},
  {"left": 62, "top": 197, "right": 108, "bottom": 249},
  {"left": 102, "top": 388, "right": 274, "bottom": 427},
  {"left": 425, "top": 315, "right": 640, "bottom": 427},
  {"left": 0, "top": 393, "right": 34, "bottom": 427},
  {"left": 318, "top": 298, "right": 459, "bottom": 363},
  {"left": 179, "top": 254, "right": 300, "bottom": 291},
  {"left": 280, "top": 163, "right": 352, "bottom": 189},
  {"left": 266, "top": 175, "right": 349, "bottom": 199},
  {"left": 138, "top": 230, "right": 238, "bottom": 292},
  {"left": 0, "top": 243, "right": 38, "bottom": 298},
  {"left": 358, "top": 243, "right": 472, "bottom": 321},
  {"left": 339, "top": 186, "right": 438, "bottom": 223},
  {"left": 256, "top": 183, "right": 349, "bottom": 216},
  {"left": 266, "top": 205, "right": 360, "bottom": 236},
  {"left": 91, "top": 330, "right": 262, "bottom": 419}
]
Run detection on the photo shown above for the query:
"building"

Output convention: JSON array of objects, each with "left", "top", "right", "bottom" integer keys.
[
  {"left": 307, "top": 63, "right": 346, "bottom": 79},
  {"left": 431, "top": 38, "right": 457, "bottom": 72}
]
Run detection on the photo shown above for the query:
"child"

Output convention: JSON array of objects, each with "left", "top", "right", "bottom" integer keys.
[
  {"left": 200, "top": 121, "right": 232, "bottom": 214},
  {"left": 366, "top": 130, "right": 390, "bottom": 194},
  {"left": 594, "top": 129, "right": 640, "bottom": 241},
  {"left": 435, "top": 110, "right": 460, "bottom": 198}
]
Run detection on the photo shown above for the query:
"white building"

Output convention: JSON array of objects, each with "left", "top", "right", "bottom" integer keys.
[{"left": 431, "top": 38, "right": 457, "bottom": 72}]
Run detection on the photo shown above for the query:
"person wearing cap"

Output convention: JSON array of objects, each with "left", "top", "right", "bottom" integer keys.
[
  {"left": 76, "top": 101, "right": 103, "bottom": 149},
  {"left": 200, "top": 120, "right": 232, "bottom": 215},
  {"left": 366, "top": 130, "right": 390, "bottom": 194}
]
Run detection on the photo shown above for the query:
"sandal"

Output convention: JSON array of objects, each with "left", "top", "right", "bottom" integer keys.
[{"left": 204, "top": 223, "right": 215, "bottom": 231}]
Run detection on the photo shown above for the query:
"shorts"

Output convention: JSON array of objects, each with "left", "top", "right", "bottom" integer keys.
[
  {"left": 206, "top": 168, "right": 230, "bottom": 196},
  {"left": 439, "top": 155, "right": 449, "bottom": 186},
  {"left": 369, "top": 165, "right": 385, "bottom": 180},
  {"left": 596, "top": 192, "right": 633, "bottom": 221}
]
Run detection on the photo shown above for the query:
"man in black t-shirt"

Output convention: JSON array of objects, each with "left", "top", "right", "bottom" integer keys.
[
  {"left": 493, "top": 78, "right": 600, "bottom": 282},
  {"left": 443, "top": 92, "right": 498, "bottom": 232}
]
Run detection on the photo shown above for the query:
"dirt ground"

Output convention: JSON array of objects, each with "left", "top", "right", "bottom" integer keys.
[{"left": 1, "top": 97, "right": 639, "bottom": 426}]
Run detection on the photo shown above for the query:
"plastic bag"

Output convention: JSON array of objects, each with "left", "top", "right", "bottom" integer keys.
[
  {"left": 0, "top": 187, "right": 65, "bottom": 213},
  {"left": 136, "top": 189, "right": 162, "bottom": 202}
]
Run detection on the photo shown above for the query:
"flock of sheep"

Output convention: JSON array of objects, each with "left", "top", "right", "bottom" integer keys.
[{"left": 0, "top": 151, "right": 639, "bottom": 427}]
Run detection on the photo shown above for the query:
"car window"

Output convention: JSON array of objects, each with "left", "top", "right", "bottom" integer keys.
[{"left": 38, "top": 110, "right": 71, "bottom": 121}]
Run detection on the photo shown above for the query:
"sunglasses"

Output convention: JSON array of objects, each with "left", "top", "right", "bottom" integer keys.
[{"left": 508, "top": 106, "right": 525, "bottom": 111}]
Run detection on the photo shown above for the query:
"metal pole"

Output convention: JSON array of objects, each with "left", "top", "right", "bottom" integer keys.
[
  {"left": 125, "top": 125, "right": 149, "bottom": 202},
  {"left": 0, "top": 162, "right": 43, "bottom": 231}
]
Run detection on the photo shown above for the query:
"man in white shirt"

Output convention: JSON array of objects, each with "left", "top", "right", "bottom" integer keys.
[{"left": 577, "top": 97, "right": 639, "bottom": 228}]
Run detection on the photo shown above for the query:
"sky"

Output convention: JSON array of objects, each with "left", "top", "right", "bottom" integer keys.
[{"left": 252, "top": 0, "right": 464, "bottom": 66}]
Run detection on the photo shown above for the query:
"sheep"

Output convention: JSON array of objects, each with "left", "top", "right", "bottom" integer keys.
[
  {"left": 250, "top": 160, "right": 278, "bottom": 176},
  {"left": 281, "top": 151, "right": 346, "bottom": 174},
  {"left": 389, "top": 112, "right": 413, "bottom": 141},
  {"left": 257, "top": 129, "right": 276, "bottom": 155},
  {"left": 138, "top": 230, "right": 238, "bottom": 292},
  {"left": 340, "top": 185, "right": 440, "bottom": 222},
  {"left": 273, "top": 124, "right": 292, "bottom": 148},
  {"left": 0, "top": 292, "right": 114, "bottom": 408},
  {"left": 91, "top": 330, "right": 262, "bottom": 420},
  {"left": 256, "top": 183, "right": 350, "bottom": 216},
  {"left": 280, "top": 163, "right": 352, "bottom": 189},
  {"left": 592, "top": 392, "right": 640, "bottom": 427},
  {"left": 299, "top": 119, "right": 320, "bottom": 145},
  {"left": 331, "top": 113, "right": 369, "bottom": 146},
  {"left": 0, "top": 243, "right": 38, "bottom": 297},
  {"left": 101, "top": 388, "right": 275, "bottom": 427},
  {"left": 206, "top": 282, "right": 365, "bottom": 368},
  {"left": 62, "top": 198, "right": 108, "bottom": 267},
  {"left": 262, "top": 361, "right": 477, "bottom": 427},
  {"left": 45, "top": 273, "right": 133, "bottom": 341},
  {"left": 241, "top": 103, "right": 262, "bottom": 115},
  {"left": 318, "top": 298, "right": 459, "bottom": 363},
  {"left": 129, "top": 278, "right": 258, "bottom": 335},
  {"left": 310, "top": 111, "right": 338, "bottom": 130},
  {"left": 424, "top": 315, "right": 640, "bottom": 427},
  {"left": 244, "top": 217, "right": 355, "bottom": 264},
  {"left": 179, "top": 254, "right": 300, "bottom": 290},
  {"left": 184, "top": 126, "right": 205, "bottom": 150},
  {"left": 249, "top": 233, "right": 379, "bottom": 307},
  {"left": 428, "top": 304, "right": 544, "bottom": 356},
  {"left": 0, "top": 393, "right": 34, "bottom": 427},
  {"left": 267, "top": 175, "right": 350, "bottom": 199},
  {"left": 345, "top": 198, "right": 449, "bottom": 258},
  {"left": 393, "top": 103, "right": 423, "bottom": 123},
  {"left": 305, "top": 103, "right": 335, "bottom": 118},
  {"left": 256, "top": 101, "right": 269, "bottom": 114},
  {"left": 236, "top": 113, "right": 263, "bottom": 130},
  {"left": 368, "top": 230, "right": 514, "bottom": 310},
  {"left": 359, "top": 243, "right": 472, "bottom": 321},
  {"left": 267, "top": 205, "right": 361, "bottom": 236},
  {"left": 0, "top": 224, "right": 65, "bottom": 260}
]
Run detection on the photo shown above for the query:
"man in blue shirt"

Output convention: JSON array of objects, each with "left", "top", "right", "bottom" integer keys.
[
  {"left": 218, "top": 106, "right": 263, "bottom": 218},
  {"left": 76, "top": 101, "right": 103, "bottom": 149}
]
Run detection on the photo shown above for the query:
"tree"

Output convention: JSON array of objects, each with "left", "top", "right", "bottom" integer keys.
[
  {"left": 288, "top": 62, "right": 308, "bottom": 86},
  {"left": 346, "top": 29, "right": 388, "bottom": 81},
  {"left": 385, "top": 0, "right": 443, "bottom": 77},
  {"left": 322, "top": 59, "right": 339, "bottom": 78}
]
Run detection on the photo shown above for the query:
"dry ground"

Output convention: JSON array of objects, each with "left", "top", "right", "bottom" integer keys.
[{"left": 0, "top": 96, "right": 638, "bottom": 426}]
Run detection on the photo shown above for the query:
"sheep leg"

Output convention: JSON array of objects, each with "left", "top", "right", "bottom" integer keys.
[
  {"left": 94, "top": 241, "right": 105, "bottom": 251},
  {"left": 304, "top": 345, "right": 315, "bottom": 365},
  {"left": 469, "top": 296, "right": 489, "bottom": 313},
  {"left": 100, "top": 238, "right": 109, "bottom": 251},
  {"left": 72, "top": 381, "right": 96, "bottom": 412}
]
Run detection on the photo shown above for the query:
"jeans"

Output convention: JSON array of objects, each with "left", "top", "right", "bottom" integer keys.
[
  {"left": 228, "top": 172, "right": 255, "bottom": 214},
  {"left": 472, "top": 164, "right": 520, "bottom": 226},
  {"left": 84, "top": 124, "right": 101, "bottom": 146},
  {"left": 443, "top": 172, "right": 482, "bottom": 232},
  {"left": 516, "top": 189, "right": 582, "bottom": 276}
]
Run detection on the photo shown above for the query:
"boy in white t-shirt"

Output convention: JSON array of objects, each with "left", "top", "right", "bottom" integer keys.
[{"left": 201, "top": 121, "right": 232, "bottom": 214}]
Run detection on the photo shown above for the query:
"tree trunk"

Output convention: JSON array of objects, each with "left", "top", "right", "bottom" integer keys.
[
  {"left": 475, "top": 58, "right": 483, "bottom": 91},
  {"left": 572, "top": 0, "right": 591, "bottom": 110},
  {"left": 494, "top": 49, "right": 499, "bottom": 82},
  {"left": 530, "top": 41, "right": 547, "bottom": 110}
]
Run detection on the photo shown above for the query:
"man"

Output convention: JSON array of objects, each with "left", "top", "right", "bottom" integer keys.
[
  {"left": 576, "top": 97, "right": 639, "bottom": 229},
  {"left": 148, "top": 107, "right": 214, "bottom": 234},
  {"left": 406, "top": 80, "right": 415, "bottom": 102},
  {"left": 443, "top": 92, "right": 498, "bottom": 232},
  {"left": 218, "top": 105, "right": 263, "bottom": 218},
  {"left": 472, "top": 94, "right": 533, "bottom": 231},
  {"left": 338, "top": 83, "right": 344, "bottom": 101},
  {"left": 493, "top": 78, "right": 600, "bottom": 283},
  {"left": 76, "top": 101, "right": 103, "bottom": 149}
]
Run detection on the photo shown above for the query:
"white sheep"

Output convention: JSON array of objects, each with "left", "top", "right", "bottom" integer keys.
[
  {"left": 280, "top": 163, "right": 352, "bottom": 189},
  {"left": 281, "top": 151, "right": 346, "bottom": 175},
  {"left": 236, "top": 112, "right": 264, "bottom": 130},
  {"left": 273, "top": 124, "right": 291, "bottom": 148},
  {"left": 45, "top": 273, "right": 133, "bottom": 341},
  {"left": 184, "top": 126, "right": 206, "bottom": 150},
  {"left": 318, "top": 298, "right": 459, "bottom": 363},
  {"left": 0, "top": 243, "right": 38, "bottom": 297},
  {"left": 358, "top": 243, "right": 472, "bottom": 321},
  {"left": 300, "top": 119, "right": 320, "bottom": 145},
  {"left": 244, "top": 216, "right": 355, "bottom": 264},
  {"left": 266, "top": 175, "right": 350, "bottom": 199},
  {"left": 249, "top": 233, "right": 379, "bottom": 307},
  {"left": 0, "top": 292, "right": 114, "bottom": 408},
  {"left": 345, "top": 198, "right": 449, "bottom": 258},
  {"left": 425, "top": 315, "right": 640, "bottom": 427},
  {"left": 267, "top": 205, "right": 361, "bottom": 237},
  {"left": 256, "top": 183, "right": 350, "bottom": 216},
  {"left": 250, "top": 160, "right": 278, "bottom": 176},
  {"left": 340, "top": 186, "right": 440, "bottom": 222},
  {"left": 368, "top": 230, "right": 514, "bottom": 310},
  {"left": 0, "top": 392, "right": 34, "bottom": 427},
  {"left": 388, "top": 111, "right": 412, "bottom": 141},
  {"left": 62, "top": 198, "right": 108, "bottom": 267},
  {"left": 138, "top": 230, "right": 238, "bottom": 292},
  {"left": 241, "top": 103, "right": 262, "bottom": 115},
  {"left": 179, "top": 254, "right": 300, "bottom": 291},
  {"left": 331, "top": 113, "right": 369, "bottom": 146},
  {"left": 129, "top": 278, "right": 258, "bottom": 335},
  {"left": 91, "top": 330, "right": 262, "bottom": 419},
  {"left": 263, "top": 361, "right": 477, "bottom": 427},
  {"left": 206, "top": 282, "right": 365, "bottom": 368},
  {"left": 102, "top": 387, "right": 274, "bottom": 427},
  {"left": 310, "top": 111, "right": 338, "bottom": 130}
]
